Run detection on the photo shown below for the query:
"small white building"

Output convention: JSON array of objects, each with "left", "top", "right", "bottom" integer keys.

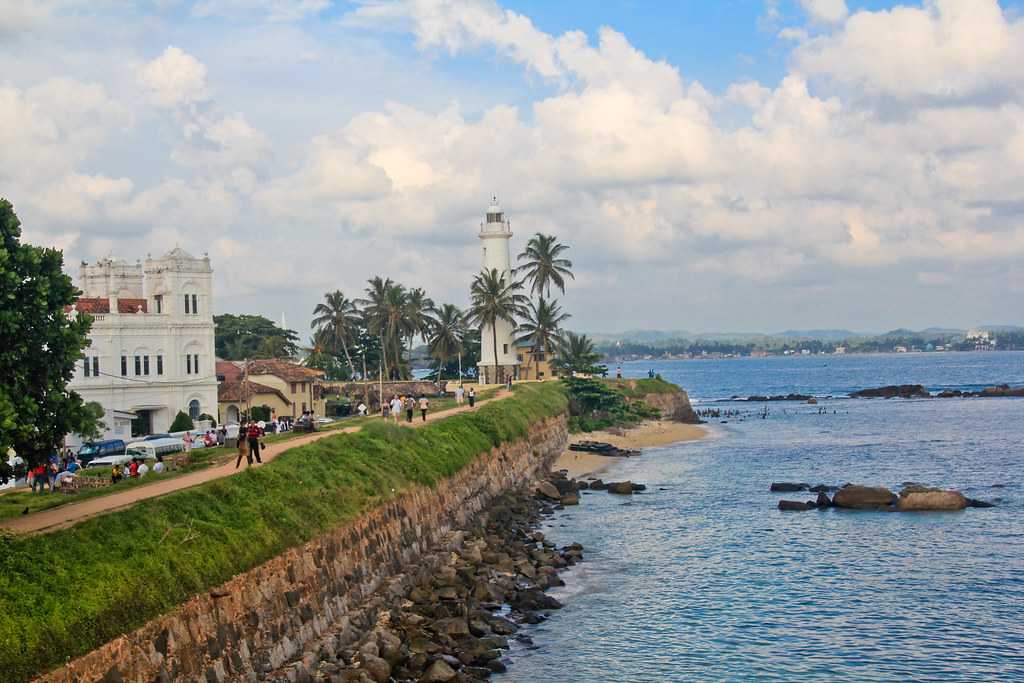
[
  {"left": 477, "top": 198, "right": 520, "bottom": 384},
  {"left": 66, "top": 248, "right": 218, "bottom": 444}
]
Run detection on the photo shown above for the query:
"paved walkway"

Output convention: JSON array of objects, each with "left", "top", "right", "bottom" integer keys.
[{"left": 2, "top": 391, "right": 509, "bottom": 536}]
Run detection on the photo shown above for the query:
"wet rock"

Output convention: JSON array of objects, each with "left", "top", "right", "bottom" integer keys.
[
  {"left": 850, "top": 384, "right": 930, "bottom": 399},
  {"left": 770, "top": 482, "right": 810, "bottom": 492},
  {"left": 808, "top": 484, "right": 838, "bottom": 493},
  {"left": 816, "top": 492, "right": 832, "bottom": 508},
  {"left": 896, "top": 490, "right": 968, "bottom": 511},
  {"left": 606, "top": 481, "right": 635, "bottom": 495},
  {"left": 588, "top": 479, "right": 607, "bottom": 491},
  {"left": 967, "top": 498, "right": 996, "bottom": 508},
  {"left": 560, "top": 493, "right": 580, "bottom": 506},
  {"left": 833, "top": 485, "right": 896, "bottom": 509},
  {"left": 778, "top": 500, "right": 816, "bottom": 511},
  {"left": 356, "top": 654, "right": 390, "bottom": 683}
]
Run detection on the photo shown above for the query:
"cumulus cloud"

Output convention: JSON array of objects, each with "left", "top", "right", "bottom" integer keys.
[{"left": 4, "top": 0, "right": 1024, "bottom": 330}]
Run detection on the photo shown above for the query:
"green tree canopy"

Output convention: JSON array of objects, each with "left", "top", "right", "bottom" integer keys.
[
  {"left": 168, "top": 411, "right": 194, "bottom": 432},
  {"left": 466, "top": 268, "right": 528, "bottom": 383},
  {"left": 214, "top": 314, "right": 299, "bottom": 360},
  {"left": 552, "top": 331, "right": 606, "bottom": 376},
  {"left": 516, "top": 233, "right": 574, "bottom": 298},
  {"left": 0, "top": 199, "right": 94, "bottom": 468}
]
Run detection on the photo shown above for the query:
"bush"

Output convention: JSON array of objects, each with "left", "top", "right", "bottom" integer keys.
[
  {"left": 563, "top": 376, "right": 663, "bottom": 432},
  {"left": 0, "top": 383, "right": 568, "bottom": 682},
  {"left": 197, "top": 413, "right": 217, "bottom": 427},
  {"left": 168, "top": 411, "right": 194, "bottom": 432},
  {"left": 250, "top": 405, "right": 271, "bottom": 422}
]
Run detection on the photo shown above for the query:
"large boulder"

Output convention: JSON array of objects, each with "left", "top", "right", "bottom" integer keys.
[
  {"left": 897, "top": 490, "right": 968, "bottom": 511},
  {"left": 421, "top": 659, "right": 457, "bottom": 683},
  {"left": 535, "top": 481, "right": 561, "bottom": 501},
  {"left": 832, "top": 485, "right": 896, "bottom": 509},
  {"left": 778, "top": 500, "right": 816, "bottom": 511},
  {"left": 606, "top": 481, "right": 636, "bottom": 495}
]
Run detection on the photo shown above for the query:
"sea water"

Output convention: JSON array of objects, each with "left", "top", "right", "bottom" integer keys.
[{"left": 501, "top": 352, "right": 1024, "bottom": 682}]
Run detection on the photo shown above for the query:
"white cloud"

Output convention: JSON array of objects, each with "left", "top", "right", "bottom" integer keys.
[
  {"left": 192, "top": 0, "right": 330, "bottom": 22},
  {"left": 797, "top": 0, "right": 848, "bottom": 25},
  {"left": 140, "top": 46, "right": 210, "bottom": 108}
]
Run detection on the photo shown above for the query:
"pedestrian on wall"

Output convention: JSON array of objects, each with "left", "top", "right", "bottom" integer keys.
[
  {"left": 247, "top": 421, "right": 264, "bottom": 464},
  {"left": 182, "top": 430, "right": 193, "bottom": 453},
  {"left": 392, "top": 396, "right": 403, "bottom": 424},
  {"left": 235, "top": 425, "right": 251, "bottom": 469},
  {"left": 405, "top": 396, "right": 414, "bottom": 423},
  {"left": 419, "top": 394, "right": 429, "bottom": 422},
  {"left": 456, "top": 384, "right": 465, "bottom": 405},
  {"left": 468, "top": 387, "right": 476, "bottom": 409}
]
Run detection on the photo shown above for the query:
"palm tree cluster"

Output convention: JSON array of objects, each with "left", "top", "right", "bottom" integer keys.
[
  {"left": 467, "top": 232, "right": 581, "bottom": 383},
  {"left": 310, "top": 279, "right": 472, "bottom": 382}
]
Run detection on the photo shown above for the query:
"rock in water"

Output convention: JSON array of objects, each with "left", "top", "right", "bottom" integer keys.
[
  {"left": 770, "top": 482, "right": 810, "bottom": 492},
  {"left": 832, "top": 485, "right": 896, "bottom": 509},
  {"left": 967, "top": 498, "right": 996, "bottom": 508},
  {"left": 606, "top": 481, "right": 635, "bottom": 495},
  {"left": 778, "top": 500, "right": 816, "bottom": 511},
  {"left": 816, "top": 492, "right": 832, "bottom": 508},
  {"left": 535, "top": 481, "right": 561, "bottom": 501},
  {"left": 896, "top": 490, "right": 968, "bottom": 511},
  {"left": 850, "top": 384, "right": 931, "bottom": 399},
  {"left": 560, "top": 493, "right": 580, "bottom": 506}
]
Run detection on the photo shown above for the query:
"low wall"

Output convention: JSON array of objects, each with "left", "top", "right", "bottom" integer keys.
[{"left": 39, "top": 414, "right": 568, "bottom": 683}]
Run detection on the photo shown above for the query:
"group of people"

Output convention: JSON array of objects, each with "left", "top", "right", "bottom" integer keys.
[
  {"left": 235, "top": 421, "right": 266, "bottom": 469},
  {"left": 384, "top": 394, "right": 431, "bottom": 423},
  {"left": 454, "top": 384, "right": 476, "bottom": 408},
  {"left": 26, "top": 449, "right": 84, "bottom": 493},
  {"left": 110, "top": 455, "right": 166, "bottom": 483}
]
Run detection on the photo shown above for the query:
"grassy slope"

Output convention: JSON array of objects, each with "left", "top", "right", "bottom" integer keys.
[
  {"left": 0, "top": 384, "right": 565, "bottom": 683},
  {"left": 0, "top": 390, "right": 499, "bottom": 523},
  {"left": 605, "top": 377, "right": 681, "bottom": 397}
]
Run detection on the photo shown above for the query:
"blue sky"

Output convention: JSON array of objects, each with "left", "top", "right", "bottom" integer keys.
[{"left": 2, "top": 0, "right": 1024, "bottom": 334}]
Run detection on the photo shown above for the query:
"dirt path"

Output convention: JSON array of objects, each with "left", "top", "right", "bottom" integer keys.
[{"left": 2, "top": 391, "right": 509, "bottom": 536}]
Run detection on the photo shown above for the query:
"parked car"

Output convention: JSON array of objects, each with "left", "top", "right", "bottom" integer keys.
[
  {"left": 87, "top": 437, "right": 184, "bottom": 468},
  {"left": 143, "top": 433, "right": 172, "bottom": 441},
  {"left": 76, "top": 439, "right": 126, "bottom": 466}
]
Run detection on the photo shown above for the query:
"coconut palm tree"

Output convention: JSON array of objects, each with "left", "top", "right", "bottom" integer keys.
[
  {"left": 360, "top": 276, "right": 395, "bottom": 379},
  {"left": 428, "top": 303, "right": 466, "bottom": 383},
  {"left": 515, "top": 297, "right": 570, "bottom": 380},
  {"left": 311, "top": 290, "right": 361, "bottom": 380},
  {"left": 552, "top": 331, "right": 604, "bottom": 376},
  {"left": 404, "top": 286, "right": 437, "bottom": 352},
  {"left": 517, "top": 233, "right": 574, "bottom": 298},
  {"left": 467, "top": 268, "right": 528, "bottom": 384}
]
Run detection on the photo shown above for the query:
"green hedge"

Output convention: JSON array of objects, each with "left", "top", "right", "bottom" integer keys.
[{"left": 0, "top": 383, "right": 567, "bottom": 683}]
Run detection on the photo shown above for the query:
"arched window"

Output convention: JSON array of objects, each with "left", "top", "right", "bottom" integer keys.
[
  {"left": 227, "top": 405, "right": 239, "bottom": 424},
  {"left": 188, "top": 399, "right": 201, "bottom": 421}
]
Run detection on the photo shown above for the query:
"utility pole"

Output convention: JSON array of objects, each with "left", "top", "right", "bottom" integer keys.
[
  {"left": 458, "top": 351, "right": 462, "bottom": 386},
  {"left": 378, "top": 358, "right": 384, "bottom": 417},
  {"left": 242, "top": 358, "right": 250, "bottom": 423},
  {"left": 362, "top": 352, "right": 369, "bottom": 409}
]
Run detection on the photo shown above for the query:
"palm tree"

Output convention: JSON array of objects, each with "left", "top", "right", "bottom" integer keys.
[
  {"left": 517, "top": 233, "right": 574, "bottom": 298},
  {"left": 428, "top": 303, "right": 465, "bottom": 383},
  {"left": 552, "top": 331, "right": 603, "bottom": 376},
  {"left": 467, "top": 268, "right": 528, "bottom": 384},
  {"left": 311, "top": 290, "right": 361, "bottom": 380},
  {"left": 515, "top": 297, "right": 570, "bottom": 380},
  {"left": 361, "top": 276, "right": 396, "bottom": 379},
  {"left": 405, "top": 286, "right": 437, "bottom": 353}
]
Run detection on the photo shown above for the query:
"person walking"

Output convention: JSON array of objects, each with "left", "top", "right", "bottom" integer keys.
[
  {"left": 182, "top": 430, "right": 193, "bottom": 454},
  {"left": 111, "top": 464, "right": 123, "bottom": 484},
  {"left": 468, "top": 387, "right": 476, "bottom": 409},
  {"left": 419, "top": 395, "right": 429, "bottom": 422},
  {"left": 247, "top": 421, "right": 264, "bottom": 464},
  {"left": 506, "top": 375, "right": 513, "bottom": 392},
  {"left": 391, "top": 396, "right": 403, "bottom": 424},
  {"left": 456, "top": 384, "right": 465, "bottom": 405},
  {"left": 405, "top": 396, "right": 414, "bottom": 423},
  {"left": 235, "top": 425, "right": 251, "bottom": 469}
]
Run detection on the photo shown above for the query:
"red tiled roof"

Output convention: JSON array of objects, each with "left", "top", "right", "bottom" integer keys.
[
  {"left": 216, "top": 360, "right": 243, "bottom": 382},
  {"left": 71, "top": 298, "right": 110, "bottom": 314},
  {"left": 66, "top": 297, "right": 149, "bottom": 314},
  {"left": 218, "top": 380, "right": 291, "bottom": 404},
  {"left": 118, "top": 298, "right": 148, "bottom": 313},
  {"left": 246, "top": 359, "right": 324, "bottom": 382}
]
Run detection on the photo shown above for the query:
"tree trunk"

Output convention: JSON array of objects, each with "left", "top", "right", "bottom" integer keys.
[
  {"left": 492, "top": 320, "right": 501, "bottom": 385},
  {"left": 340, "top": 335, "right": 356, "bottom": 382},
  {"left": 379, "top": 334, "right": 388, "bottom": 383}
]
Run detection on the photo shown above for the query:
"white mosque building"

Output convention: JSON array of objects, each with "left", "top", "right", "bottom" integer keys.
[
  {"left": 477, "top": 198, "right": 521, "bottom": 384},
  {"left": 66, "top": 248, "right": 218, "bottom": 444}
]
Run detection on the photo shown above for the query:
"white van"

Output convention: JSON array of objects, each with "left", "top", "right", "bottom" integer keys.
[{"left": 87, "top": 437, "right": 184, "bottom": 468}]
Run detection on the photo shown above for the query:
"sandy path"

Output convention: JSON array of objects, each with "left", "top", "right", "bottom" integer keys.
[
  {"left": 2, "top": 391, "right": 509, "bottom": 536},
  {"left": 552, "top": 420, "right": 708, "bottom": 479}
]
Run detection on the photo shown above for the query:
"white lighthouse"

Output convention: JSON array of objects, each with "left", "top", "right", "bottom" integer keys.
[{"left": 477, "top": 197, "right": 520, "bottom": 384}]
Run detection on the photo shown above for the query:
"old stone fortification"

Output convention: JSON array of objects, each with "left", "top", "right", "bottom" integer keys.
[
  {"left": 39, "top": 415, "right": 568, "bottom": 683},
  {"left": 639, "top": 390, "right": 700, "bottom": 424},
  {"left": 323, "top": 381, "right": 445, "bottom": 409}
]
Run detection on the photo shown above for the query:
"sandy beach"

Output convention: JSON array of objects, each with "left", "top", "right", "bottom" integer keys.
[{"left": 552, "top": 420, "right": 708, "bottom": 479}]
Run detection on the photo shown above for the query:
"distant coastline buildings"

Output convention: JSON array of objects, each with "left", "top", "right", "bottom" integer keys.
[{"left": 66, "top": 248, "right": 218, "bottom": 443}]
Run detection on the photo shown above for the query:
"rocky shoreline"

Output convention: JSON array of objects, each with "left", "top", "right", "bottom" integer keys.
[
  {"left": 272, "top": 475, "right": 592, "bottom": 683},
  {"left": 771, "top": 481, "right": 997, "bottom": 512}
]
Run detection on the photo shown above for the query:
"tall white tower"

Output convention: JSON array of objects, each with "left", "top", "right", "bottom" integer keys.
[{"left": 477, "top": 197, "right": 520, "bottom": 384}]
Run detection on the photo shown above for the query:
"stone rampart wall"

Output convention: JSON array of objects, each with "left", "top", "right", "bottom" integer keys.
[{"left": 39, "top": 415, "right": 568, "bottom": 683}]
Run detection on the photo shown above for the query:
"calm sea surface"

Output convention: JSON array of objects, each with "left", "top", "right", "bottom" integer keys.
[{"left": 502, "top": 352, "right": 1024, "bottom": 682}]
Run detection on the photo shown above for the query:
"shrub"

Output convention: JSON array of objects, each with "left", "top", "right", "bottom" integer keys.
[
  {"left": 168, "top": 411, "right": 194, "bottom": 432},
  {"left": 197, "top": 413, "right": 217, "bottom": 427},
  {"left": 563, "top": 376, "right": 663, "bottom": 432}
]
